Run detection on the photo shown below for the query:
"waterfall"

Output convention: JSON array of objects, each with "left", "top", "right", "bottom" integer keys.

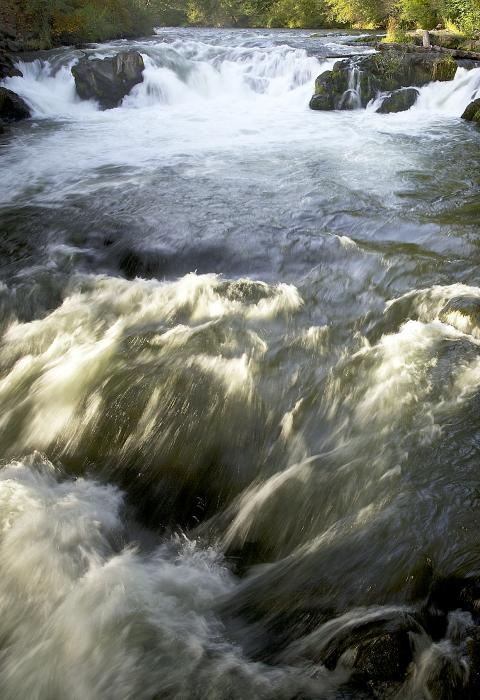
[
  {"left": 1, "top": 39, "right": 325, "bottom": 118},
  {"left": 339, "top": 63, "right": 362, "bottom": 109}
]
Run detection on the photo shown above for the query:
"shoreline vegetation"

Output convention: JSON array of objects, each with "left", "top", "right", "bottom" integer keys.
[{"left": 0, "top": 0, "right": 479, "bottom": 52}]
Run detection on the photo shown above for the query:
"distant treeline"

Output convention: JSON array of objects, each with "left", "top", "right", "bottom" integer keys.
[
  {"left": 1, "top": 0, "right": 479, "bottom": 49},
  {"left": 160, "top": 0, "right": 480, "bottom": 31}
]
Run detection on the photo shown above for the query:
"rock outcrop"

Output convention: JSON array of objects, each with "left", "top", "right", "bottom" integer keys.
[
  {"left": 462, "top": 97, "right": 480, "bottom": 124},
  {"left": 376, "top": 87, "right": 420, "bottom": 114},
  {"left": 0, "top": 87, "right": 30, "bottom": 121},
  {"left": 0, "top": 32, "right": 29, "bottom": 128},
  {"left": 0, "top": 50, "right": 22, "bottom": 81},
  {"left": 71, "top": 50, "right": 145, "bottom": 109},
  {"left": 310, "top": 47, "right": 457, "bottom": 112}
]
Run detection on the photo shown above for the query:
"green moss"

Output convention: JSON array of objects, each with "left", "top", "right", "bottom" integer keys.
[
  {"left": 432, "top": 56, "right": 457, "bottom": 81},
  {"left": 462, "top": 98, "right": 480, "bottom": 124}
]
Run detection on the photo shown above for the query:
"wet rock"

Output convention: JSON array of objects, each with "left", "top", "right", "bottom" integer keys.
[
  {"left": 456, "top": 59, "right": 480, "bottom": 70},
  {"left": 300, "top": 609, "right": 422, "bottom": 683},
  {"left": 0, "top": 87, "right": 30, "bottom": 121},
  {"left": 353, "top": 631, "right": 413, "bottom": 683},
  {"left": 310, "top": 48, "right": 457, "bottom": 111},
  {"left": 0, "top": 50, "right": 22, "bottom": 81},
  {"left": 71, "top": 51, "right": 145, "bottom": 110},
  {"left": 309, "top": 60, "right": 350, "bottom": 110},
  {"left": 462, "top": 98, "right": 480, "bottom": 124},
  {"left": 376, "top": 87, "right": 419, "bottom": 114}
]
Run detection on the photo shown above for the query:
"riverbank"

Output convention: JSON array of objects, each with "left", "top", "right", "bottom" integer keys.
[
  {"left": 0, "top": 1, "right": 153, "bottom": 52},
  {"left": 353, "top": 30, "right": 480, "bottom": 61}
]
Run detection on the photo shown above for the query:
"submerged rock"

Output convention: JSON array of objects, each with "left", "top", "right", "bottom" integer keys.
[
  {"left": 376, "top": 87, "right": 419, "bottom": 114},
  {"left": 462, "top": 98, "right": 480, "bottom": 124},
  {"left": 310, "top": 48, "right": 457, "bottom": 111},
  {"left": 0, "top": 87, "right": 30, "bottom": 121},
  {"left": 71, "top": 50, "right": 145, "bottom": 110}
]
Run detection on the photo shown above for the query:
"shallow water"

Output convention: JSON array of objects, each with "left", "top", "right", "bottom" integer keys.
[{"left": 1, "top": 26, "right": 480, "bottom": 699}]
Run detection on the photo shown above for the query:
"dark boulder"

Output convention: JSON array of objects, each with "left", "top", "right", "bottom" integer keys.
[
  {"left": 285, "top": 608, "right": 423, "bottom": 692},
  {"left": 352, "top": 630, "right": 413, "bottom": 682},
  {"left": 71, "top": 51, "right": 145, "bottom": 110},
  {"left": 462, "top": 98, "right": 480, "bottom": 124},
  {"left": 319, "top": 611, "right": 421, "bottom": 679},
  {"left": 376, "top": 87, "right": 419, "bottom": 114},
  {"left": 0, "top": 51, "right": 22, "bottom": 81},
  {"left": 310, "top": 48, "right": 457, "bottom": 112},
  {"left": 309, "top": 59, "right": 354, "bottom": 111},
  {"left": 0, "top": 87, "right": 30, "bottom": 121}
]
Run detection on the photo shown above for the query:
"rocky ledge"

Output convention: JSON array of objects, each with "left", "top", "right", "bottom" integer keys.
[
  {"left": 71, "top": 50, "right": 145, "bottom": 110},
  {"left": 310, "top": 46, "right": 457, "bottom": 113}
]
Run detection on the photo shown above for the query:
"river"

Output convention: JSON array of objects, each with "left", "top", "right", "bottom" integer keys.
[{"left": 1, "top": 26, "right": 480, "bottom": 699}]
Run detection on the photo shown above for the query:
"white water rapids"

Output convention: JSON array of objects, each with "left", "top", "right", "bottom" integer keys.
[{"left": 1, "top": 27, "right": 480, "bottom": 700}]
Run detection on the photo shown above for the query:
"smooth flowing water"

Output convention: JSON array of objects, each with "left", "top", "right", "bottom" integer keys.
[{"left": 1, "top": 27, "right": 480, "bottom": 699}]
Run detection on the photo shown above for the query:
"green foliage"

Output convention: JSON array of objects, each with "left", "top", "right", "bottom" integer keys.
[
  {"left": 7, "top": 0, "right": 153, "bottom": 48},
  {"left": 266, "top": 0, "right": 329, "bottom": 28},
  {"left": 325, "top": 0, "right": 392, "bottom": 26},
  {"left": 5, "top": 0, "right": 480, "bottom": 41},
  {"left": 441, "top": 0, "right": 480, "bottom": 33},
  {"left": 382, "top": 15, "right": 414, "bottom": 40},
  {"left": 399, "top": 0, "right": 439, "bottom": 28}
]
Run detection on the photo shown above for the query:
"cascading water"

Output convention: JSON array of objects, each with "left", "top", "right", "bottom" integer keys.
[
  {"left": 1, "top": 26, "right": 480, "bottom": 700},
  {"left": 339, "top": 64, "right": 362, "bottom": 109}
]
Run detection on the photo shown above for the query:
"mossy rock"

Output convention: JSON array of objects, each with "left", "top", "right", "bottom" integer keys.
[
  {"left": 310, "top": 48, "right": 457, "bottom": 112},
  {"left": 376, "top": 87, "right": 419, "bottom": 113},
  {"left": 310, "top": 61, "right": 350, "bottom": 110},
  {"left": 462, "top": 98, "right": 480, "bottom": 124}
]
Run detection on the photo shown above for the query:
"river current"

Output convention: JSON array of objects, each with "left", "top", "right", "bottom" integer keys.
[{"left": 1, "top": 26, "right": 480, "bottom": 699}]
